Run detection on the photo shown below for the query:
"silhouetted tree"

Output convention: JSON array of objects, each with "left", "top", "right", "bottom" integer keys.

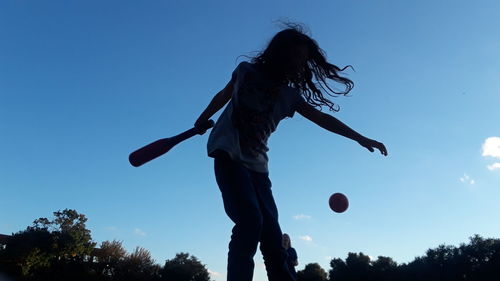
[
  {"left": 0, "top": 227, "right": 54, "bottom": 278},
  {"left": 116, "top": 247, "right": 160, "bottom": 281},
  {"left": 371, "top": 256, "right": 397, "bottom": 281},
  {"left": 297, "top": 263, "right": 328, "bottom": 281},
  {"left": 454, "top": 234, "right": 500, "bottom": 281},
  {"left": 328, "top": 258, "right": 347, "bottom": 281},
  {"left": 344, "top": 252, "right": 371, "bottom": 281},
  {"left": 95, "top": 240, "right": 127, "bottom": 278},
  {"left": 3, "top": 210, "right": 500, "bottom": 281},
  {"left": 49, "top": 209, "right": 95, "bottom": 261},
  {"left": 160, "top": 252, "right": 211, "bottom": 281},
  {"left": 0, "top": 209, "right": 96, "bottom": 280},
  {"left": 327, "top": 235, "right": 500, "bottom": 281}
]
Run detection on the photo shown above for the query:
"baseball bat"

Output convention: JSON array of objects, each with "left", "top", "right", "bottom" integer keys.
[{"left": 129, "top": 119, "right": 214, "bottom": 167}]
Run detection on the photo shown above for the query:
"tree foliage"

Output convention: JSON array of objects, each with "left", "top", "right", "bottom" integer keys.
[
  {"left": 0, "top": 209, "right": 212, "bottom": 281},
  {"left": 97, "top": 240, "right": 127, "bottom": 264},
  {"left": 0, "top": 209, "right": 96, "bottom": 279},
  {"left": 327, "top": 235, "right": 500, "bottom": 281},
  {"left": 160, "top": 252, "right": 211, "bottom": 281},
  {"left": 297, "top": 263, "right": 328, "bottom": 281}
]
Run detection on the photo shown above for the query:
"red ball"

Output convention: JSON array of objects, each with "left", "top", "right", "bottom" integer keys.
[{"left": 329, "top": 193, "right": 349, "bottom": 213}]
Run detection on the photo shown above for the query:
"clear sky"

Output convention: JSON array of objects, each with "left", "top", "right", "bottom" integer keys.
[{"left": 1, "top": 1, "right": 499, "bottom": 280}]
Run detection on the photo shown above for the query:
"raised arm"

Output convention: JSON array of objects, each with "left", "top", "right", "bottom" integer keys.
[
  {"left": 296, "top": 100, "right": 388, "bottom": 156},
  {"left": 194, "top": 79, "right": 234, "bottom": 132}
]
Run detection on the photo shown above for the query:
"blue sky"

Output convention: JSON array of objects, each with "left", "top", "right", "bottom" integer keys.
[{"left": 1, "top": 1, "right": 499, "bottom": 280}]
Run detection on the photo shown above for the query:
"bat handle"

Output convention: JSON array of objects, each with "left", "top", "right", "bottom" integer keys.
[{"left": 195, "top": 119, "right": 215, "bottom": 134}]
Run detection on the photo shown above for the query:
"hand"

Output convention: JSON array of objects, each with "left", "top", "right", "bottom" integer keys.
[
  {"left": 194, "top": 118, "right": 209, "bottom": 135},
  {"left": 358, "top": 137, "right": 388, "bottom": 156}
]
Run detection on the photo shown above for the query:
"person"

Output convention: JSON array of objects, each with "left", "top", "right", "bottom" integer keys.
[
  {"left": 194, "top": 24, "right": 387, "bottom": 281},
  {"left": 282, "top": 233, "right": 298, "bottom": 279}
]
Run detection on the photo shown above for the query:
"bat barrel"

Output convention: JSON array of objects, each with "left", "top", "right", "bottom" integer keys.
[{"left": 129, "top": 119, "right": 214, "bottom": 167}]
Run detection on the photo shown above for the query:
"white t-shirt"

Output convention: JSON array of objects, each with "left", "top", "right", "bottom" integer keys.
[{"left": 207, "top": 61, "right": 304, "bottom": 173}]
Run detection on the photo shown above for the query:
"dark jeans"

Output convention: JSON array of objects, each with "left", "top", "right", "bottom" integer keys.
[{"left": 214, "top": 151, "right": 295, "bottom": 281}]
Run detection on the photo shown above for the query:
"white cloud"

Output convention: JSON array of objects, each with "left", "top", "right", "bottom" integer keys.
[
  {"left": 299, "top": 235, "right": 313, "bottom": 242},
  {"left": 207, "top": 269, "right": 222, "bottom": 277},
  {"left": 487, "top": 163, "right": 500, "bottom": 170},
  {"left": 482, "top": 137, "right": 500, "bottom": 158},
  {"left": 459, "top": 174, "right": 475, "bottom": 185},
  {"left": 293, "top": 214, "right": 311, "bottom": 220},
  {"left": 324, "top": 256, "right": 333, "bottom": 261},
  {"left": 133, "top": 228, "right": 146, "bottom": 236}
]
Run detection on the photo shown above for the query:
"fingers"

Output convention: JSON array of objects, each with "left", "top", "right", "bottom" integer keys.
[
  {"left": 359, "top": 137, "right": 388, "bottom": 156},
  {"left": 196, "top": 127, "right": 208, "bottom": 135},
  {"left": 194, "top": 122, "right": 208, "bottom": 135},
  {"left": 363, "top": 141, "right": 387, "bottom": 156},
  {"left": 194, "top": 119, "right": 204, "bottom": 128},
  {"left": 377, "top": 142, "right": 388, "bottom": 156}
]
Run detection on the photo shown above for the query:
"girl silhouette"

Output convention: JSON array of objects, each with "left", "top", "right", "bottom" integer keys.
[
  {"left": 282, "top": 233, "right": 298, "bottom": 279},
  {"left": 195, "top": 24, "right": 387, "bottom": 281}
]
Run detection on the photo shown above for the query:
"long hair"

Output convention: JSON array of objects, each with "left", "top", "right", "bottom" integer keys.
[
  {"left": 283, "top": 233, "right": 292, "bottom": 248},
  {"left": 250, "top": 23, "right": 353, "bottom": 112}
]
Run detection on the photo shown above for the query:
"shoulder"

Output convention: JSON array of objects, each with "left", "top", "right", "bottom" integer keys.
[
  {"left": 234, "top": 61, "right": 255, "bottom": 73},
  {"left": 231, "top": 61, "right": 255, "bottom": 80}
]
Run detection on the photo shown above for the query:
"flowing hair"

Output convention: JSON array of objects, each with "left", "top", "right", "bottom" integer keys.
[{"left": 249, "top": 23, "right": 354, "bottom": 112}]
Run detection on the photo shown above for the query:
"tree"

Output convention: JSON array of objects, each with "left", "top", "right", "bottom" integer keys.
[
  {"left": 0, "top": 227, "right": 54, "bottom": 277},
  {"left": 371, "top": 256, "right": 397, "bottom": 281},
  {"left": 457, "top": 235, "right": 500, "bottom": 280},
  {"left": 161, "top": 252, "right": 211, "bottom": 281},
  {"left": 29, "top": 208, "right": 96, "bottom": 261},
  {"left": 0, "top": 209, "right": 96, "bottom": 279},
  {"left": 49, "top": 209, "right": 96, "bottom": 260},
  {"left": 328, "top": 253, "right": 372, "bottom": 281},
  {"left": 115, "top": 246, "right": 161, "bottom": 281},
  {"left": 95, "top": 240, "right": 127, "bottom": 278},
  {"left": 97, "top": 240, "right": 127, "bottom": 263},
  {"left": 126, "top": 246, "right": 156, "bottom": 272},
  {"left": 345, "top": 252, "right": 371, "bottom": 281},
  {"left": 297, "top": 263, "right": 328, "bottom": 281},
  {"left": 328, "top": 258, "right": 347, "bottom": 281}
]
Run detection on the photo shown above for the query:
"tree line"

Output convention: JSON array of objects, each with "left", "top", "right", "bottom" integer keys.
[
  {"left": 1, "top": 209, "right": 499, "bottom": 281},
  {"left": 0, "top": 209, "right": 210, "bottom": 281},
  {"left": 296, "top": 235, "right": 499, "bottom": 281}
]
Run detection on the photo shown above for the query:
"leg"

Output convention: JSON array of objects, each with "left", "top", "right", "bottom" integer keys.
[
  {"left": 214, "top": 154, "right": 263, "bottom": 281},
  {"left": 252, "top": 172, "right": 296, "bottom": 281}
]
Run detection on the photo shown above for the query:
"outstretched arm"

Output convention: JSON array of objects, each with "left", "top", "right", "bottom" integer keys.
[
  {"left": 194, "top": 79, "right": 234, "bottom": 132},
  {"left": 296, "top": 100, "right": 388, "bottom": 156}
]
